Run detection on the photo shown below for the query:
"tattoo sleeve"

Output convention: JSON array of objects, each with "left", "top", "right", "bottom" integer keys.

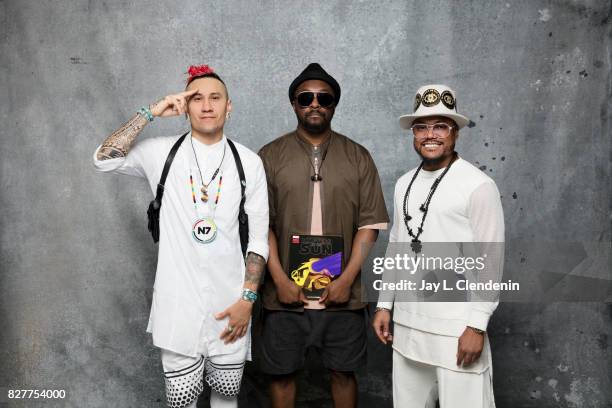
[
  {"left": 245, "top": 252, "right": 266, "bottom": 287},
  {"left": 96, "top": 113, "right": 149, "bottom": 160}
]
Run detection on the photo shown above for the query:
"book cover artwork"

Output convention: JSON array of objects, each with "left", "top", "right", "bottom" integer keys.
[{"left": 288, "top": 235, "right": 344, "bottom": 299}]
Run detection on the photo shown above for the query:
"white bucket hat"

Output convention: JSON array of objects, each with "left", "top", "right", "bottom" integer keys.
[{"left": 399, "top": 84, "right": 470, "bottom": 130}]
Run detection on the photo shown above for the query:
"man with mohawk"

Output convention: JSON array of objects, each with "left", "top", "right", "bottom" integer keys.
[{"left": 93, "top": 65, "right": 269, "bottom": 408}]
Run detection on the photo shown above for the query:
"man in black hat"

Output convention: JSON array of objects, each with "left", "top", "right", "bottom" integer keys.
[{"left": 258, "top": 63, "right": 389, "bottom": 407}]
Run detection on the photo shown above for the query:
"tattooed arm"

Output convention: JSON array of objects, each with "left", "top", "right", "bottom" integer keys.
[
  {"left": 96, "top": 113, "right": 149, "bottom": 160},
  {"left": 96, "top": 89, "right": 198, "bottom": 161},
  {"left": 243, "top": 251, "right": 266, "bottom": 292},
  {"left": 215, "top": 251, "right": 266, "bottom": 344},
  {"left": 215, "top": 151, "right": 269, "bottom": 343}
]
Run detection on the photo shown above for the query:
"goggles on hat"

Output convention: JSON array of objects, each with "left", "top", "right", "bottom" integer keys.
[{"left": 295, "top": 91, "right": 335, "bottom": 108}]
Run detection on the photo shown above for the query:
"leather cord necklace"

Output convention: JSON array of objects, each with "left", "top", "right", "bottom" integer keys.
[
  {"left": 296, "top": 131, "right": 332, "bottom": 182},
  {"left": 402, "top": 153, "right": 458, "bottom": 253}
]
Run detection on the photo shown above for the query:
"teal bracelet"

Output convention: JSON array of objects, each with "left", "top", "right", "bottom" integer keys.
[
  {"left": 138, "top": 106, "right": 154, "bottom": 122},
  {"left": 241, "top": 288, "right": 258, "bottom": 303}
]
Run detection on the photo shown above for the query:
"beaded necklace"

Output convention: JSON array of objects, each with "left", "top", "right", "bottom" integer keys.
[
  {"left": 190, "top": 136, "right": 226, "bottom": 202},
  {"left": 189, "top": 174, "right": 223, "bottom": 208},
  {"left": 402, "top": 153, "right": 458, "bottom": 253}
]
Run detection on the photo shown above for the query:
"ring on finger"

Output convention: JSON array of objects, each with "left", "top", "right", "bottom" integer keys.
[{"left": 227, "top": 325, "right": 234, "bottom": 333}]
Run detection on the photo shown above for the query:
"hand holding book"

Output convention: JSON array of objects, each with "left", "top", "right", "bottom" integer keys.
[{"left": 318, "top": 276, "right": 352, "bottom": 305}]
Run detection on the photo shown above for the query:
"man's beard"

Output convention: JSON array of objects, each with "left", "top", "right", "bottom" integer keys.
[
  {"left": 414, "top": 144, "right": 456, "bottom": 167},
  {"left": 299, "top": 114, "right": 330, "bottom": 134},
  {"left": 419, "top": 153, "right": 446, "bottom": 167}
]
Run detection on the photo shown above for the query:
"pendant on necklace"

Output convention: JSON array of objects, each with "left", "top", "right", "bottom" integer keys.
[
  {"left": 192, "top": 217, "right": 218, "bottom": 244},
  {"left": 201, "top": 186, "right": 209, "bottom": 202}
]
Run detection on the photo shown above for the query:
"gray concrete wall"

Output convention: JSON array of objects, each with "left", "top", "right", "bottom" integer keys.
[{"left": 1, "top": 0, "right": 610, "bottom": 407}]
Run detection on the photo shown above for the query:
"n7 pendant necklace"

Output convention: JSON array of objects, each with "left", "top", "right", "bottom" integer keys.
[
  {"left": 189, "top": 136, "right": 226, "bottom": 244},
  {"left": 402, "top": 153, "right": 458, "bottom": 253}
]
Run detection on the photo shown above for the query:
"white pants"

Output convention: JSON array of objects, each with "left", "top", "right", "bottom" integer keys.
[
  {"left": 161, "top": 349, "right": 244, "bottom": 408},
  {"left": 393, "top": 350, "right": 495, "bottom": 408}
]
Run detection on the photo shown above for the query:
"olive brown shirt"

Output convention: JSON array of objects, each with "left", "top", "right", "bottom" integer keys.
[{"left": 258, "top": 130, "right": 389, "bottom": 311}]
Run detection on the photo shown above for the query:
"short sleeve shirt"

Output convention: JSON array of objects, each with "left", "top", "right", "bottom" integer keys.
[{"left": 258, "top": 131, "right": 389, "bottom": 311}]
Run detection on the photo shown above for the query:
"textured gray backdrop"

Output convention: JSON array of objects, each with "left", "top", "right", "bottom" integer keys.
[{"left": 1, "top": 0, "right": 610, "bottom": 407}]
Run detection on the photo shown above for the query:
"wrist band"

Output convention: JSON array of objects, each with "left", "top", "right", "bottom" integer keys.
[
  {"left": 138, "top": 106, "right": 154, "bottom": 122},
  {"left": 241, "top": 288, "right": 258, "bottom": 303},
  {"left": 375, "top": 307, "right": 391, "bottom": 313}
]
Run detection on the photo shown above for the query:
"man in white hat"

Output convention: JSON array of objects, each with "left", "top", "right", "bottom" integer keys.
[{"left": 372, "top": 85, "right": 505, "bottom": 407}]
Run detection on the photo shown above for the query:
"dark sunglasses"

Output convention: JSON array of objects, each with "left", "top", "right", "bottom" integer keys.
[{"left": 295, "top": 91, "right": 335, "bottom": 108}]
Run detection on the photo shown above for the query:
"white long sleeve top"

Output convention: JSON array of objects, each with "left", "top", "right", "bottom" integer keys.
[
  {"left": 377, "top": 156, "right": 504, "bottom": 372},
  {"left": 93, "top": 133, "right": 269, "bottom": 358}
]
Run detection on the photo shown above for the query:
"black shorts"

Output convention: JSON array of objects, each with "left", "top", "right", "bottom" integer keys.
[{"left": 259, "top": 309, "right": 367, "bottom": 375}]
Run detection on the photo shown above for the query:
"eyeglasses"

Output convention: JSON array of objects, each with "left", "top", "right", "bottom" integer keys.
[
  {"left": 295, "top": 92, "right": 335, "bottom": 108},
  {"left": 410, "top": 123, "right": 454, "bottom": 138}
]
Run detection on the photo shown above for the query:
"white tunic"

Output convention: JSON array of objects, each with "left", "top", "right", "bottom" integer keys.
[
  {"left": 93, "top": 133, "right": 269, "bottom": 358},
  {"left": 377, "top": 157, "right": 504, "bottom": 373}
]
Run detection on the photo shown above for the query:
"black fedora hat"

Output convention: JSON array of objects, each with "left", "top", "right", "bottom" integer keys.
[{"left": 288, "top": 63, "right": 341, "bottom": 105}]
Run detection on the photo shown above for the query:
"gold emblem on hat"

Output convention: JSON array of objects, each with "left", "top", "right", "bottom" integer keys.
[
  {"left": 440, "top": 91, "right": 455, "bottom": 110},
  {"left": 414, "top": 93, "right": 422, "bottom": 111},
  {"left": 422, "top": 89, "right": 440, "bottom": 107}
]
